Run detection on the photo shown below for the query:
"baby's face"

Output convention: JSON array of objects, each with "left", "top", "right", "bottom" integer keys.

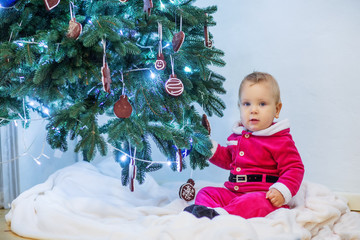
[{"left": 239, "top": 81, "right": 282, "bottom": 132}]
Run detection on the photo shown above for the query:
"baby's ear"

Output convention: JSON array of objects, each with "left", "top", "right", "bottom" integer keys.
[{"left": 275, "top": 102, "right": 282, "bottom": 118}]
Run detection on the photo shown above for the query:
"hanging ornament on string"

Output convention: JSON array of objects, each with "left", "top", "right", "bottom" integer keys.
[
  {"left": 179, "top": 178, "right": 196, "bottom": 202},
  {"left": 176, "top": 148, "right": 182, "bottom": 172},
  {"left": 101, "top": 39, "right": 112, "bottom": 93},
  {"left": 155, "top": 22, "right": 166, "bottom": 71},
  {"left": 204, "top": 13, "right": 213, "bottom": 48},
  {"left": 172, "top": 14, "right": 185, "bottom": 52},
  {"left": 0, "top": 0, "right": 20, "bottom": 8},
  {"left": 44, "top": 0, "right": 60, "bottom": 11},
  {"left": 66, "top": 2, "right": 82, "bottom": 39},
  {"left": 201, "top": 114, "right": 211, "bottom": 135},
  {"left": 114, "top": 72, "right": 133, "bottom": 118},
  {"left": 143, "top": 0, "right": 153, "bottom": 16},
  {"left": 165, "top": 56, "right": 184, "bottom": 97},
  {"left": 128, "top": 146, "right": 137, "bottom": 192}
]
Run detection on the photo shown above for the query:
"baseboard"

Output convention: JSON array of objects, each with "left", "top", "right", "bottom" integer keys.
[{"left": 335, "top": 192, "right": 360, "bottom": 211}]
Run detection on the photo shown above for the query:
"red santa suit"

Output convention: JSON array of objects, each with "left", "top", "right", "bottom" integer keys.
[{"left": 195, "top": 119, "right": 304, "bottom": 219}]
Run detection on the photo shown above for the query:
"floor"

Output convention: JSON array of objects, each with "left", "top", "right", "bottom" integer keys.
[{"left": 0, "top": 209, "right": 31, "bottom": 240}]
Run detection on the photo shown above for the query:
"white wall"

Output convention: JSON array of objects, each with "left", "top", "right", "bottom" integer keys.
[
  {"left": 152, "top": 0, "right": 360, "bottom": 194},
  {"left": 12, "top": 0, "right": 360, "bottom": 195},
  {"left": 16, "top": 113, "right": 78, "bottom": 193}
]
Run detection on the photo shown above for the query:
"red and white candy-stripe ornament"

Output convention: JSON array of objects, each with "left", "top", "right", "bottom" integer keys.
[
  {"left": 155, "top": 22, "right": 166, "bottom": 70},
  {"left": 165, "top": 56, "right": 184, "bottom": 97}
]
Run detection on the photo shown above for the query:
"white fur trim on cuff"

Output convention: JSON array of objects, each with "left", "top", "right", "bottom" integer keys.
[
  {"left": 270, "top": 182, "right": 292, "bottom": 205},
  {"left": 210, "top": 140, "right": 218, "bottom": 156}
]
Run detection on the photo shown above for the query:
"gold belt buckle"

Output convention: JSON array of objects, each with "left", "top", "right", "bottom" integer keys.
[{"left": 236, "top": 175, "right": 247, "bottom": 183}]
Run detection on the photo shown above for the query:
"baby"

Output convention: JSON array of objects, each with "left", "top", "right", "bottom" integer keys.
[{"left": 185, "top": 72, "right": 304, "bottom": 219}]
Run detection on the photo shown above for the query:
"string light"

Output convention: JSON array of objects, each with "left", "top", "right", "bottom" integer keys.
[
  {"left": 184, "top": 66, "right": 192, "bottom": 73},
  {"left": 159, "top": 0, "right": 165, "bottom": 10}
]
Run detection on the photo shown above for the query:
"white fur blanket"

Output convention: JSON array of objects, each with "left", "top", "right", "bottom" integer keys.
[{"left": 5, "top": 160, "right": 360, "bottom": 240}]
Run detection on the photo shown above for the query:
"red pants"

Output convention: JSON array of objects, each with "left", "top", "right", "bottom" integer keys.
[{"left": 195, "top": 186, "right": 286, "bottom": 219}]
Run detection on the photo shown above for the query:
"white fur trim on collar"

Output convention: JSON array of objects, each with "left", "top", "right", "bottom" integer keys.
[{"left": 232, "top": 119, "right": 290, "bottom": 136}]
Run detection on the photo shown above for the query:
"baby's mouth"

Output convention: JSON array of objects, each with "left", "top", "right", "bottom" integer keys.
[{"left": 250, "top": 119, "right": 259, "bottom": 123}]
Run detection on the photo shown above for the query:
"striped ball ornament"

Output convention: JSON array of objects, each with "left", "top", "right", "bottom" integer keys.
[{"left": 165, "top": 75, "right": 184, "bottom": 97}]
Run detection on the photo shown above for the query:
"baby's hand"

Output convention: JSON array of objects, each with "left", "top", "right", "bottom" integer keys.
[{"left": 266, "top": 188, "right": 285, "bottom": 207}]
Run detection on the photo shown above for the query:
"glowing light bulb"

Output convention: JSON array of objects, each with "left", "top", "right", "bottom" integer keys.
[
  {"left": 184, "top": 66, "right": 192, "bottom": 73},
  {"left": 43, "top": 108, "right": 50, "bottom": 116},
  {"left": 160, "top": 0, "right": 165, "bottom": 9},
  {"left": 120, "top": 155, "right": 127, "bottom": 162},
  {"left": 150, "top": 71, "right": 156, "bottom": 79}
]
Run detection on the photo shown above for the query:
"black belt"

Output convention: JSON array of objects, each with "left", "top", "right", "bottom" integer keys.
[{"left": 229, "top": 173, "right": 278, "bottom": 183}]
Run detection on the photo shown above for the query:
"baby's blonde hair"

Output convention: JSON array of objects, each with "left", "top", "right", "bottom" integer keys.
[{"left": 238, "top": 72, "right": 281, "bottom": 104}]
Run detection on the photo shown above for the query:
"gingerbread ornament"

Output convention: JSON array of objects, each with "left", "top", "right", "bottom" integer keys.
[
  {"left": 204, "top": 13, "right": 213, "bottom": 48},
  {"left": 113, "top": 95, "right": 133, "bottom": 118},
  {"left": 143, "top": 0, "right": 153, "bottom": 16},
  {"left": 101, "top": 63, "right": 111, "bottom": 93},
  {"left": 172, "top": 14, "right": 185, "bottom": 52},
  {"left": 129, "top": 147, "right": 137, "bottom": 192},
  {"left": 176, "top": 149, "right": 183, "bottom": 172},
  {"left": 155, "top": 22, "right": 166, "bottom": 70},
  {"left": 67, "top": 18, "right": 82, "bottom": 39},
  {"left": 44, "top": 0, "right": 60, "bottom": 11},
  {"left": 201, "top": 114, "right": 211, "bottom": 135},
  {"left": 66, "top": 2, "right": 82, "bottom": 40},
  {"left": 179, "top": 179, "right": 196, "bottom": 202},
  {"left": 101, "top": 39, "right": 112, "bottom": 93},
  {"left": 165, "top": 56, "right": 184, "bottom": 97}
]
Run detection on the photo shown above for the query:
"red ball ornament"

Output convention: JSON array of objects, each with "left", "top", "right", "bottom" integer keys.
[
  {"left": 179, "top": 179, "right": 196, "bottom": 202},
  {"left": 155, "top": 53, "right": 166, "bottom": 70},
  {"left": 113, "top": 95, "right": 133, "bottom": 118},
  {"left": 165, "top": 74, "right": 184, "bottom": 97}
]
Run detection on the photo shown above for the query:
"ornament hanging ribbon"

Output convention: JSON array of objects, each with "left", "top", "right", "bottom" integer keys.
[
  {"left": 155, "top": 22, "right": 166, "bottom": 70},
  {"left": 66, "top": 2, "right": 82, "bottom": 39},
  {"left": 172, "top": 14, "right": 185, "bottom": 52},
  {"left": 101, "top": 39, "right": 112, "bottom": 93},
  {"left": 165, "top": 56, "right": 184, "bottom": 97}
]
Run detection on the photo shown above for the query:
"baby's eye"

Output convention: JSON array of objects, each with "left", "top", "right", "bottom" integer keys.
[
  {"left": 260, "top": 102, "right": 266, "bottom": 106},
  {"left": 242, "top": 102, "right": 250, "bottom": 106}
]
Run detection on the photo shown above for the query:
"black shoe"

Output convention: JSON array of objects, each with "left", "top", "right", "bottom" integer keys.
[{"left": 183, "top": 204, "right": 219, "bottom": 219}]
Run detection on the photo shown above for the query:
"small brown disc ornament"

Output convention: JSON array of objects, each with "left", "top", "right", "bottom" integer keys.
[
  {"left": 113, "top": 95, "right": 133, "bottom": 118},
  {"left": 179, "top": 179, "right": 196, "bottom": 202},
  {"left": 155, "top": 53, "right": 166, "bottom": 70}
]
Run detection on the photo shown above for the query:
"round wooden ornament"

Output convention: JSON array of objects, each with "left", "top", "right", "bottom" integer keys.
[
  {"left": 165, "top": 74, "right": 184, "bottom": 97},
  {"left": 113, "top": 95, "right": 133, "bottom": 118},
  {"left": 155, "top": 53, "right": 166, "bottom": 70},
  {"left": 179, "top": 179, "right": 196, "bottom": 202}
]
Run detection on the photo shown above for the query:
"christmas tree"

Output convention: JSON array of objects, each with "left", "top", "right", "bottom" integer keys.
[{"left": 0, "top": 0, "right": 226, "bottom": 187}]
